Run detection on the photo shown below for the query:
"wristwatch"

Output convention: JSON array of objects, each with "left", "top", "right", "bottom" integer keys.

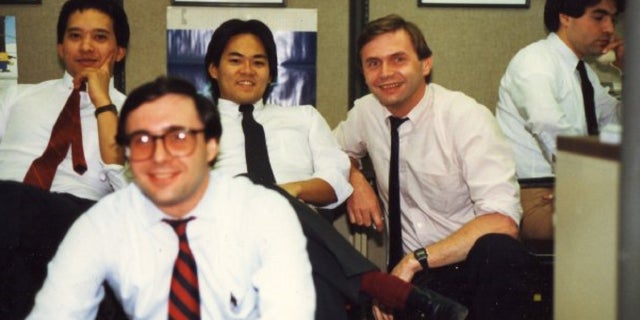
[
  {"left": 413, "top": 247, "right": 430, "bottom": 272},
  {"left": 95, "top": 104, "right": 118, "bottom": 118}
]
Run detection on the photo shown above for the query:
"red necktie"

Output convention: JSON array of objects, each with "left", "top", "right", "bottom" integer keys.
[
  {"left": 164, "top": 217, "right": 201, "bottom": 320},
  {"left": 23, "top": 87, "right": 87, "bottom": 190}
]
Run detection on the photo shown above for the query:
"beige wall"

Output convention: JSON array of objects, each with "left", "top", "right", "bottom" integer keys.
[
  {"left": 0, "top": 0, "right": 545, "bottom": 124},
  {"left": 2, "top": 1, "right": 623, "bottom": 123}
]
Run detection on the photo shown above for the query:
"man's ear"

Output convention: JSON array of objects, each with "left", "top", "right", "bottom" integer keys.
[
  {"left": 57, "top": 44, "right": 64, "bottom": 60},
  {"left": 421, "top": 56, "right": 433, "bottom": 78},
  {"left": 115, "top": 47, "right": 127, "bottom": 63},
  {"left": 559, "top": 13, "right": 571, "bottom": 29},
  {"left": 208, "top": 64, "right": 219, "bottom": 80},
  {"left": 206, "top": 138, "right": 219, "bottom": 164}
]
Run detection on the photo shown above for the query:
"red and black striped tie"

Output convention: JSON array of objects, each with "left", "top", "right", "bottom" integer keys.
[{"left": 164, "top": 217, "right": 200, "bottom": 320}]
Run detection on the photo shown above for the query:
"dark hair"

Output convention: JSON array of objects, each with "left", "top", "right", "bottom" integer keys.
[
  {"left": 116, "top": 76, "right": 222, "bottom": 146},
  {"left": 357, "top": 14, "right": 432, "bottom": 83},
  {"left": 57, "top": 0, "right": 130, "bottom": 48},
  {"left": 204, "top": 19, "right": 278, "bottom": 102},
  {"left": 544, "top": 0, "right": 625, "bottom": 32}
]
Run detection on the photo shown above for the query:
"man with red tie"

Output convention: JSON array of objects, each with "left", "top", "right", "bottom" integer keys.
[
  {"left": 0, "top": 0, "right": 129, "bottom": 318},
  {"left": 29, "top": 76, "right": 316, "bottom": 319}
]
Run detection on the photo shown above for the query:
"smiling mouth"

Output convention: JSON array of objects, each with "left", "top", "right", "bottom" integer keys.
[
  {"left": 379, "top": 82, "right": 402, "bottom": 90},
  {"left": 237, "top": 80, "right": 255, "bottom": 87}
]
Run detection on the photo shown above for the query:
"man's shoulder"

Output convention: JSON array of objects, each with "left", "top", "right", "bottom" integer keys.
[
  {"left": 431, "top": 83, "right": 486, "bottom": 111},
  {"left": 507, "top": 37, "right": 558, "bottom": 71}
]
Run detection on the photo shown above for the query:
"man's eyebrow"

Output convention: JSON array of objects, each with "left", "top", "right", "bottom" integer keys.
[
  {"left": 591, "top": 8, "right": 616, "bottom": 16},
  {"left": 65, "top": 27, "right": 112, "bottom": 34},
  {"left": 227, "top": 51, "right": 268, "bottom": 60}
]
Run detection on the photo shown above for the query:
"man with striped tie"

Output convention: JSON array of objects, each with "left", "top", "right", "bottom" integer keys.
[{"left": 28, "top": 77, "right": 316, "bottom": 319}]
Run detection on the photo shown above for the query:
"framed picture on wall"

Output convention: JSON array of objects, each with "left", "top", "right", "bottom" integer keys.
[
  {"left": 419, "top": 0, "right": 529, "bottom": 7},
  {"left": 171, "top": 0, "right": 285, "bottom": 7},
  {"left": 0, "top": 0, "right": 41, "bottom": 4}
]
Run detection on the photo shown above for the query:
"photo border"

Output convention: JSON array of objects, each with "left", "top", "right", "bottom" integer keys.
[
  {"left": 171, "top": 0, "right": 285, "bottom": 7},
  {"left": 0, "top": 0, "right": 41, "bottom": 4},
  {"left": 418, "top": 0, "right": 529, "bottom": 8}
]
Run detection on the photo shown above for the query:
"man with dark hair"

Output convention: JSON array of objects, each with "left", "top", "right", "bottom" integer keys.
[
  {"left": 205, "top": 18, "right": 467, "bottom": 320},
  {"left": 0, "top": 0, "right": 129, "bottom": 317},
  {"left": 496, "top": 0, "right": 624, "bottom": 240},
  {"left": 29, "top": 76, "right": 316, "bottom": 319},
  {"left": 335, "top": 14, "right": 536, "bottom": 319}
]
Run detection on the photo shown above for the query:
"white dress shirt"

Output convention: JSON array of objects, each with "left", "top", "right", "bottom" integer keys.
[
  {"left": 334, "top": 83, "right": 521, "bottom": 253},
  {"left": 28, "top": 171, "right": 315, "bottom": 320},
  {"left": 0, "top": 72, "right": 127, "bottom": 200},
  {"left": 496, "top": 32, "right": 620, "bottom": 178},
  {"left": 214, "top": 98, "right": 352, "bottom": 209}
]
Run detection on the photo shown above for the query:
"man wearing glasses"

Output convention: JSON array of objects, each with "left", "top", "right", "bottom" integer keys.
[{"left": 28, "top": 77, "right": 316, "bottom": 319}]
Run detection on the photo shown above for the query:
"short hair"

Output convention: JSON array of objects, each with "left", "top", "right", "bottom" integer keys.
[
  {"left": 544, "top": 0, "right": 626, "bottom": 32},
  {"left": 57, "top": 0, "right": 130, "bottom": 49},
  {"left": 357, "top": 14, "right": 432, "bottom": 82},
  {"left": 116, "top": 76, "right": 222, "bottom": 146},
  {"left": 204, "top": 19, "right": 278, "bottom": 102}
]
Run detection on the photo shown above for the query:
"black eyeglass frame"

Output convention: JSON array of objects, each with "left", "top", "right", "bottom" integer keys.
[{"left": 121, "top": 126, "right": 206, "bottom": 161}]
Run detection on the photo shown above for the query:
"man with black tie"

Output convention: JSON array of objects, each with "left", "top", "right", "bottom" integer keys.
[
  {"left": 334, "top": 14, "right": 535, "bottom": 319},
  {"left": 496, "top": 0, "right": 624, "bottom": 240},
  {"left": 205, "top": 18, "right": 467, "bottom": 320},
  {"left": 0, "top": 0, "right": 130, "bottom": 318}
]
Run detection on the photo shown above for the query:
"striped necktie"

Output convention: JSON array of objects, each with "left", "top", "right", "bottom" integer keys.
[{"left": 164, "top": 217, "right": 200, "bottom": 319}]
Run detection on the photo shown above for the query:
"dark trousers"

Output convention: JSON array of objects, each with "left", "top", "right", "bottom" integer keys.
[
  {"left": 0, "top": 180, "right": 95, "bottom": 319},
  {"left": 265, "top": 184, "right": 379, "bottom": 320},
  {"left": 402, "top": 234, "right": 539, "bottom": 320}
]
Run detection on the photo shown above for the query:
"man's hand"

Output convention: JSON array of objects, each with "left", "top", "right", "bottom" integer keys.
[
  {"left": 74, "top": 52, "right": 114, "bottom": 108},
  {"left": 372, "top": 301, "right": 395, "bottom": 320},
  {"left": 347, "top": 169, "right": 384, "bottom": 231},
  {"left": 604, "top": 34, "right": 624, "bottom": 70}
]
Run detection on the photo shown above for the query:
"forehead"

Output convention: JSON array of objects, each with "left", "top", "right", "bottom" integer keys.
[
  {"left": 126, "top": 94, "right": 201, "bottom": 132},
  {"left": 66, "top": 9, "right": 114, "bottom": 32},
  {"left": 222, "top": 33, "right": 267, "bottom": 56},
  {"left": 585, "top": 0, "right": 617, "bottom": 14},
  {"left": 361, "top": 30, "right": 414, "bottom": 59}
]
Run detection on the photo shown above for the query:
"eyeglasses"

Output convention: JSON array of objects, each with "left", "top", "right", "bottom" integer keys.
[{"left": 121, "top": 127, "right": 206, "bottom": 161}]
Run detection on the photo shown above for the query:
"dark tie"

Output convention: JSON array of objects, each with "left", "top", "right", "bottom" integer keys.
[
  {"left": 239, "top": 104, "right": 276, "bottom": 185},
  {"left": 23, "top": 87, "right": 87, "bottom": 190},
  {"left": 388, "top": 116, "right": 408, "bottom": 271},
  {"left": 164, "top": 217, "right": 201, "bottom": 320},
  {"left": 577, "top": 60, "right": 599, "bottom": 135}
]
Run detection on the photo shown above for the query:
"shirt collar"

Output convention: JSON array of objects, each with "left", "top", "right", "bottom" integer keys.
[
  {"left": 61, "top": 71, "right": 116, "bottom": 91},
  {"left": 218, "top": 98, "right": 265, "bottom": 118},
  {"left": 383, "top": 84, "right": 430, "bottom": 127},
  {"left": 547, "top": 32, "right": 581, "bottom": 70}
]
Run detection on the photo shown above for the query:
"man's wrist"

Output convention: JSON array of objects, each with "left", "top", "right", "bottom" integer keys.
[
  {"left": 413, "top": 247, "right": 430, "bottom": 272},
  {"left": 95, "top": 104, "right": 118, "bottom": 118}
]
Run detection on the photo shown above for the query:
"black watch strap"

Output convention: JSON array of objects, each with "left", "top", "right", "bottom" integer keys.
[
  {"left": 413, "top": 247, "right": 429, "bottom": 271},
  {"left": 95, "top": 104, "right": 117, "bottom": 118}
]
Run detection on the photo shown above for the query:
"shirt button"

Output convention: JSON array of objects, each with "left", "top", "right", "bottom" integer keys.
[{"left": 99, "top": 173, "right": 107, "bottom": 182}]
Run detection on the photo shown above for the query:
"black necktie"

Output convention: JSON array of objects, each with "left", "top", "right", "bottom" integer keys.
[
  {"left": 239, "top": 104, "right": 276, "bottom": 185},
  {"left": 577, "top": 60, "right": 599, "bottom": 135},
  {"left": 388, "top": 116, "right": 408, "bottom": 271},
  {"left": 164, "top": 217, "right": 200, "bottom": 319}
]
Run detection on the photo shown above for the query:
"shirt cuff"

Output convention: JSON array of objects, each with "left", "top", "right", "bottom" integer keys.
[{"left": 100, "top": 162, "right": 129, "bottom": 190}]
